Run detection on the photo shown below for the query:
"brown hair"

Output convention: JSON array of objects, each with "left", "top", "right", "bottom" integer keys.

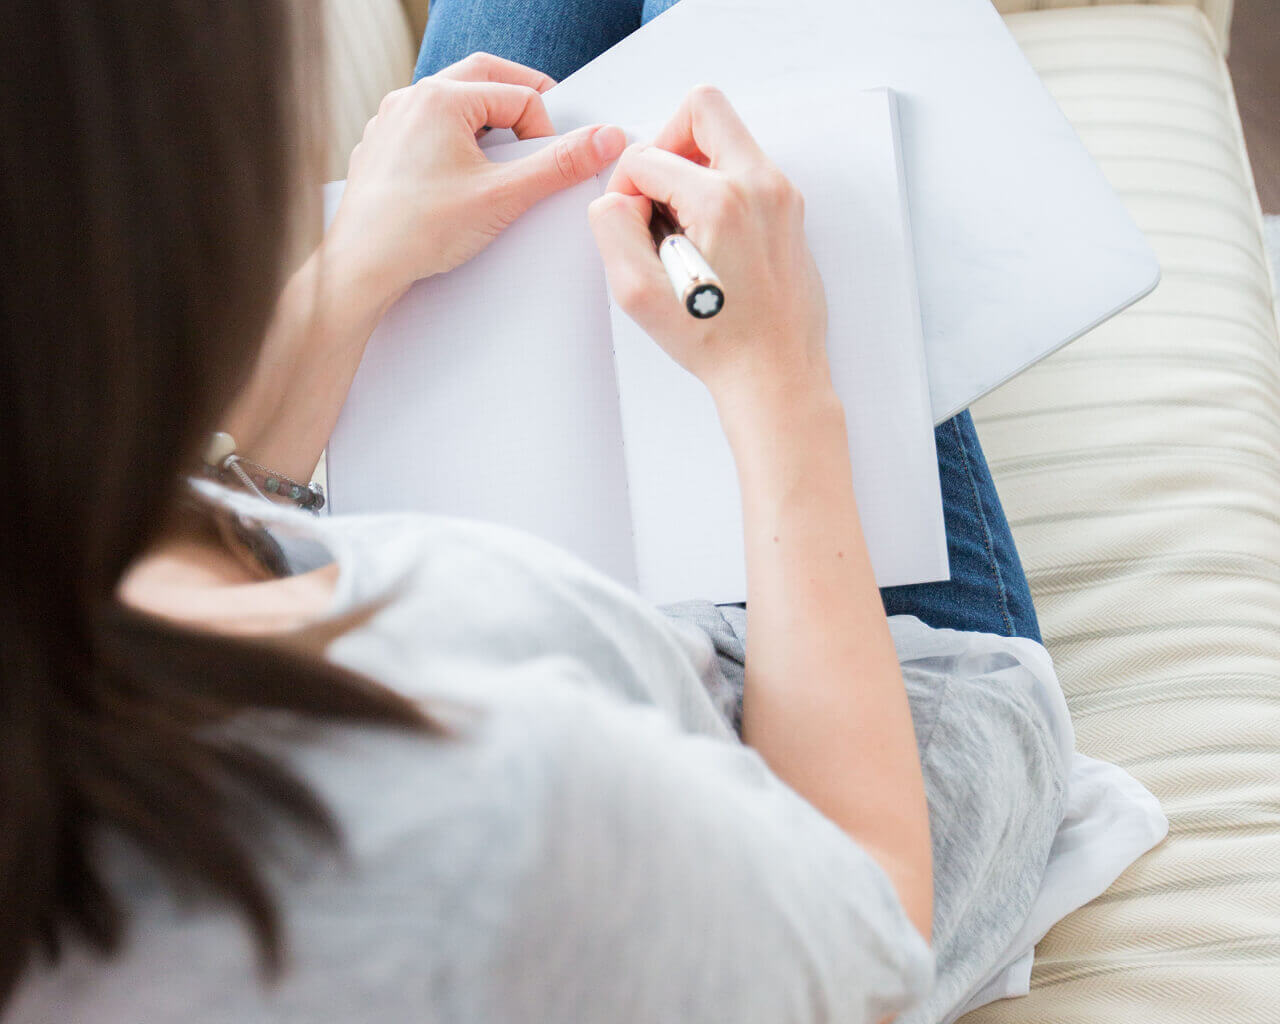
[{"left": 0, "top": 0, "right": 432, "bottom": 1002}]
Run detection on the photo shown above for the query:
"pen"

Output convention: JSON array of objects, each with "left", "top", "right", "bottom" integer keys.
[{"left": 649, "top": 203, "right": 726, "bottom": 319}]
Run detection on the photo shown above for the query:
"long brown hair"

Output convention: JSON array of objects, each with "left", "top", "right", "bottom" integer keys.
[{"left": 0, "top": 1, "right": 431, "bottom": 1002}]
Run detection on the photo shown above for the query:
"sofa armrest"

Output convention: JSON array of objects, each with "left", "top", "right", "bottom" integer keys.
[
  {"left": 393, "top": 1, "right": 1234, "bottom": 58},
  {"left": 992, "top": 0, "right": 1232, "bottom": 52},
  {"left": 390, "top": 1, "right": 1235, "bottom": 63},
  {"left": 323, "top": 0, "right": 417, "bottom": 180},
  {"left": 401, "top": 0, "right": 430, "bottom": 44}
]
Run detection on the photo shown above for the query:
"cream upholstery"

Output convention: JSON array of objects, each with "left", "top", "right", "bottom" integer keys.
[
  {"left": 319, "top": 1, "right": 1280, "bottom": 1019},
  {"left": 963, "top": 6, "right": 1280, "bottom": 1021},
  {"left": 401, "top": 0, "right": 432, "bottom": 42},
  {"left": 992, "top": 0, "right": 1233, "bottom": 52},
  {"left": 322, "top": 0, "right": 417, "bottom": 180}
]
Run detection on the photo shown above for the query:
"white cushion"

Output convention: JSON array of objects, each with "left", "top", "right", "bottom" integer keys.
[
  {"left": 991, "top": 0, "right": 1233, "bottom": 52},
  {"left": 400, "top": 0, "right": 431, "bottom": 43},
  {"left": 964, "top": 6, "right": 1280, "bottom": 1021},
  {"left": 322, "top": 0, "right": 417, "bottom": 181}
]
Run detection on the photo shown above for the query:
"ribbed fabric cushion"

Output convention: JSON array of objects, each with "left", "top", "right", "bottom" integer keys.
[
  {"left": 322, "top": 0, "right": 417, "bottom": 181},
  {"left": 963, "top": 6, "right": 1280, "bottom": 1022},
  {"left": 401, "top": 0, "right": 431, "bottom": 43},
  {"left": 991, "top": 0, "right": 1233, "bottom": 53}
]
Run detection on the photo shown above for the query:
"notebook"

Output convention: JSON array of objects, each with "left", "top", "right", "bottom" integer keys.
[
  {"left": 324, "top": 88, "right": 947, "bottom": 604},
  {"left": 521, "top": 0, "right": 1162, "bottom": 423}
]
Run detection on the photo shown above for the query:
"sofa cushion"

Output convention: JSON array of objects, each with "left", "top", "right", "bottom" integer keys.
[
  {"left": 401, "top": 0, "right": 431, "bottom": 43},
  {"left": 992, "top": 0, "right": 1234, "bottom": 53},
  {"left": 322, "top": 0, "right": 417, "bottom": 180},
  {"left": 965, "top": 6, "right": 1280, "bottom": 1021}
]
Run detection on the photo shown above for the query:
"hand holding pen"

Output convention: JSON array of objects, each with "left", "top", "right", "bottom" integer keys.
[
  {"left": 648, "top": 202, "right": 725, "bottom": 319},
  {"left": 586, "top": 86, "right": 827, "bottom": 400}
]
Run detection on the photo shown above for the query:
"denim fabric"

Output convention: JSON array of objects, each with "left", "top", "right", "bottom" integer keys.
[
  {"left": 413, "top": 0, "right": 1041, "bottom": 644},
  {"left": 415, "top": 0, "right": 681, "bottom": 84},
  {"left": 882, "top": 413, "right": 1042, "bottom": 643}
]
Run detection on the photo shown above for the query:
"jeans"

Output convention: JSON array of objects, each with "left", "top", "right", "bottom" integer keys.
[
  {"left": 415, "top": 0, "right": 683, "bottom": 84},
  {"left": 415, "top": 0, "right": 1042, "bottom": 644}
]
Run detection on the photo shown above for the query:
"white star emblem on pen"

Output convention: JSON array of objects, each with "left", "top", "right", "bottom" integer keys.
[{"left": 692, "top": 289, "right": 722, "bottom": 317}]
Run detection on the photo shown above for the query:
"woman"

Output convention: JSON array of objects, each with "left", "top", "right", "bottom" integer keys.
[{"left": 0, "top": 1, "right": 1067, "bottom": 1021}]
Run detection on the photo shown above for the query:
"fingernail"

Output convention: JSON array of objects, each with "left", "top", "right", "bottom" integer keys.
[{"left": 592, "top": 125, "right": 626, "bottom": 162}]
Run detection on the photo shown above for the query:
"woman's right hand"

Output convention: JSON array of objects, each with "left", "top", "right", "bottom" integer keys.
[
  {"left": 587, "top": 86, "right": 830, "bottom": 413},
  {"left": 593, "top": 90, "right": 936, "bottom": 943}
]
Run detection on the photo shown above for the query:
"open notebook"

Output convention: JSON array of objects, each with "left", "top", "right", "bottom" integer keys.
[
  {"left": 324, "top": 89, "right": 947, "bottom": 605},
  {"left": 532, "top": 0, "right": 1162, "bottom": 424}
]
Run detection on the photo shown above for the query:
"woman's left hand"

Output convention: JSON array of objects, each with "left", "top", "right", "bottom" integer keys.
[
  {"left": 220, "top": 55, "right": 623, "bottom": 484},
  {"left": 323, "top": 53, "right": 626, "bottom": 315}
]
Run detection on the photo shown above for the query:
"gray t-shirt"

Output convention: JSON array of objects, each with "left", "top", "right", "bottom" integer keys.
[{"left": 9, "top": 497, "right": 938, "bottom": 1023}]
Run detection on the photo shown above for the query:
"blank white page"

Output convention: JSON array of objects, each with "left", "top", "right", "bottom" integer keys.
[
  {"left": 535, "top": 0, "right": 1160, "bottom": 424},
  {"left": 324, "top": 140, "right": 638, "bottom": 587},
  {"left": 609, "top": 90, "right": 947, "bottom": 605}
]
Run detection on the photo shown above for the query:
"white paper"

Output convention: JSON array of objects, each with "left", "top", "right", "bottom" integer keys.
[
  {"left": 325, "top": 91, "right": 948, "bottom": 601},
  {"left": 533, "top": 0, "right": 1160, "bottom": 423},
  {"left": 324, "top": 140, "right": 639, "bottom": 588},
  {"left": 609, "top": 90, "right": 946, "bottom": 603}
]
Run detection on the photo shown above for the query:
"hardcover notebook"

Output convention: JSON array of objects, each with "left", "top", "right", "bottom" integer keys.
[
  {"left": 325, "top": 89, "right": 948, "bottom": 605},
  {"left": 527, "top": 0, "right": 1163, "bottom": 424}
]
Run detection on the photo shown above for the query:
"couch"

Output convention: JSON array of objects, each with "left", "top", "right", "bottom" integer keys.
[{"left": 322, "top": 1, "right": 1280, "bottom": 1020}]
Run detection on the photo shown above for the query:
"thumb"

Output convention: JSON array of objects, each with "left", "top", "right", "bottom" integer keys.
[{"left": 497, "top": 124, "right": 627, "bottom": 215}]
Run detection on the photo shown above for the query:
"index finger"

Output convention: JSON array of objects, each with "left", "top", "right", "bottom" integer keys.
[
  {"left": 432, "top": 52, "right": 556, "bottom": 93},
  {"left": 651, "top": 85, "right": 765, "bottom": 171},
  {"left": 605, "top": 145, "right": 723, "bottom": 230},
  {"left": 454, "top": 80, "right": 555, "bottom": 139}
]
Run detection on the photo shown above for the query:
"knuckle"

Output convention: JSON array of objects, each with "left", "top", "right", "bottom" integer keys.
[
  {"left": 710, "top": 179, "right": 748, "bottom": 221},
  {"left": 755, "top": 169, "right": 797, "bottom": 205},
  {"left": 378, "top": 86, "right": 409, "bottom": 116},
  {"left": 586, "top": 194, "right": 614, "bottom": 226},
  {"left": 410, "top": 79, "right": 449, "bottom": 111},
  {"left": 688, "top": 83, "right": 724, "bottom": 107},
  {"left": 552, "top": 137, "right": 586, "bottom": 182},
  {"left": 589, "top": 192, "right": 634, "bottom": 228},
  {"left": 464, "top": 51, "right": 497, "bottom": 72},
  {"left": 613, "top": 270, "right": 651, "bottom": 311},
  {"left": 614, "top": 143, "right": 644, "bottom": 174}
]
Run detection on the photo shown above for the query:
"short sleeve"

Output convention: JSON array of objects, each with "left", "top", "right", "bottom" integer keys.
[{"left": 484, "top": 683, "right": 936, "bottom": 1024}]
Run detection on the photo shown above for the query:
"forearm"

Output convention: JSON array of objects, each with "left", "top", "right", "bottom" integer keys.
[
  {"left": 718, "top": 377, "right": 934, "bottom": 941},
  {"left": 219, "top": 248, "right": 389, "bottom": 483}
]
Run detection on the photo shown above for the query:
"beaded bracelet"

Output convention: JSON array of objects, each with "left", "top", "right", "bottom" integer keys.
[{"left": 201, "top": 432, "right": 326, "bottom": 513}]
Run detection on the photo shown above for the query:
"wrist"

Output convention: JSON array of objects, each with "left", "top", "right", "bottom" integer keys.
[
  {"left": 216, "top": 247, "right": 386, "bottom": 484},
  {"left": 712, "top": 363, "right": 844, "bottom": 452},
  {"left": 311, "top": 237, "right": 401, "bottom": 337}
]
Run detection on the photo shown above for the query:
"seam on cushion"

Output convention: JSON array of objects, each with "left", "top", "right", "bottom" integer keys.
[{"left": 952, "top": 418, "right": 1015, "bottom": 638}]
